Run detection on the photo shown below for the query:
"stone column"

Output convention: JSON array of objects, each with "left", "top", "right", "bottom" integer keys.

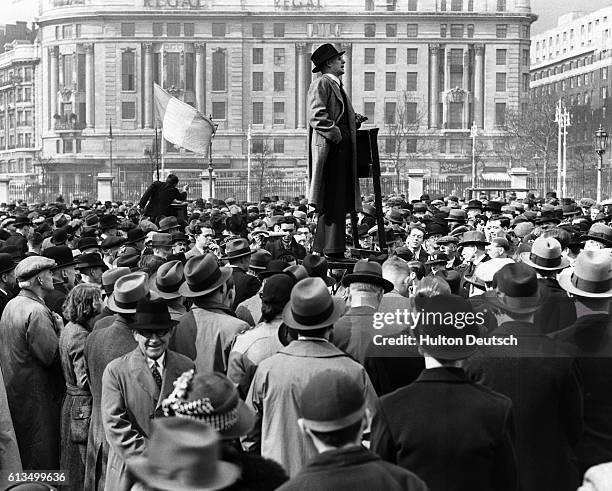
[
  {"left": 429, "top": 44, "right": 440, "bottom": 129},
  {"left": 341, "top": 42, "right": 352, "bottom": 99},
  {"left": 85, "top": 43, "right": 94, "bottom": 128},
  {"left": 49, "top": 46, "right": 59, "bottom": 122},
  {"left": 96, "top": 173, "right": 114, "bottom": 202},
  {"left": 296, "top": 43, "right": 308, "bottom": 129},
  {"left": 195, "top": 43, "right": 205, "bottom": 114},
  {"left": 462, "top": 48, "right": 470, "bottom": 129},
  {"left": 474, "top": 44, "right": 485, "bottom": 128},
  {"left": 407, "top": 169, "right": 426, "bottom": 202},
  {"left": 143, "top": 43, "right": 153, "bottom": 128},
  {"left": 443, "top": 47, "right": 451, "bottom": 128}
]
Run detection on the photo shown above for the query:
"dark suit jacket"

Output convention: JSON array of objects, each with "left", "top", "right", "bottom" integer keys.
[
  {"left": 371, "top": 367, "right": 517, "bottom": 491},
  {"left": 230, "top": 266, "right": 261, "bottom": 310},
  {"left": 464, "top": 321, "right": 583, "bottom": 491},
  {"left": 157, "top": 182, "right": 187, "bottom": 218},
  {"left": 264, "top": 237, "right": 306, "bottom": 261},
  {"left": 534, "top": 277, "right": 576, "bottom": 334},
  {"left": 138, "top": 180, "right": 162, "bottom": 218},
  {"left": 333, "top": 306, "right": 379, "bottom": 364}
]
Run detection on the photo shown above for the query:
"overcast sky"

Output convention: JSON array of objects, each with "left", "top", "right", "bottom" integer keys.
[{"left": 1, "top": 0, "right": 610, "bottom": 34}]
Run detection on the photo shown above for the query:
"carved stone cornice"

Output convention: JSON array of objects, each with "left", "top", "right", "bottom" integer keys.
[
  {"left": 296, "top": 42, "right": 308, "bottom": 53},
  {"left": 194, "top": 42, "right": 206, "bottom": 52},
  {"left": 83, "top": 43, "right": 94, "bottom": 54},
  {"left": 48, "top": 46, "right": 59, "bottom": 58},
  {"left": 143, "top": 42, "right": 153, "bottom": 53},
  {"left": 474, "top": 44, "right": 485, "bottom": 56},
  {"left": 340, "top": 42, "right": 352, "bottom": 53}
]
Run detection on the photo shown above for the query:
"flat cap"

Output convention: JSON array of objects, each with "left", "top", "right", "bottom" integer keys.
[{"left": 15, "top": 256, "right": 56, "bottom": 282}]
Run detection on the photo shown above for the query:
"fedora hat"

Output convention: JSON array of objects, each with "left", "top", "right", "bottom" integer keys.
[
  {"left": 458, "top": 230, "right": 489, "bottom": 246},
  {"left": 342, "top": 259, "right": 393, "bottom": 293},
  {"left": 0, "top": 253, "right": 16, "bottom": 275},
  {"left": 101, "top": 267, "right": 131, "bottom": 295},
  {"left": 311, "top": 43, "right": 345, "bottom": 73},
  {"left": 153, "top": 260, "right": 184, "bottom": 300},
  {"left": 484, "top": 201, "right": 502, "bottom": 213},
  {"left": 302, "top": 254, "right": 336, "bottom": 287},
  {"left": 125, "top": 228, "right": 146, "bottom": 244},
  {"left": 131, "top": 295, "right": 177, "bottom": 330},
  {"left": 558, "top": 250, "right": 612, "bottom": 298},
  {"left": 283, "top": 264, "right": 309, "bottom": 283},
  {"left": 12, "top": 215, "right": 32, "bottom": 227},
  {"left": 283, "top": 277, "right": 345, "bottom": 330},
  {"left": 179, "top": 254, "right": 232, "bottom": 298},
  {"left": 150, "top": 232, "right": 173, "bottom": 248},
  {"left": 99, "top": 214, "right": 118, "bottom": 230},
  {"left": 158, "top": 216, "right": 181, "bottom": 232},
  {"left": 162, "top": 370, "right": 255, "bottom": 439},
  {"left": 487, "top": 262, "right": 544, "bottom": 314},
  {"left": 101, "top": 235, "right": 126, "bottom": 250},
  {"left": 75, "top": 252, "right": 108, "bottom": 271},
  {"left": 127, "top": 417, "right": 240, "bottom": 491},
  {"left": 581, "top": 223, "right": 612, "bottom": 247},
  {"left": 77, "top": 236, "right": 101, "bottom": 253},
  {"left": 222, "top": 238, "right": 252, "bottom": 260},
  {"left": 43, "top": 245, "right": 78, "bottom": 269},
  {"left": 520, "top": 236, "right": 570, "bottom": 271},
  {"left": 116, "top": 252, "right": 140, "bottom": 270},
  {"left": 107, "top": 272, "right": 149, "bottom": 314},
  {"left": 249, "top": 249, "right": 272, "bottom": 270},
  {"left": 445, "top": 209, "right": 467, "bottom": 222},
  {"left": 171, "top": 231, "right": 189, "bottom": 244},
  {"left": 385, "top": 209, "right": 403, "bottom": 225},
  {"left": 259, "top": 259, "right": 290, "bottom": 279}
]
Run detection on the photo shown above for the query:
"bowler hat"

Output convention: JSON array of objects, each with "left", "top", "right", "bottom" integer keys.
[
  {"left": 158, "top": 216, "right": 181, "bottom": 232},
  {"left": 99, "top": 214, "right": 118, "bottom": 230},
  {"left": 101, "top": 267, "right": 131, "bottom": 295},
  {"left": 15, "top": 256, "right": 56, "bottom": 282},
  {"left": 458, "top": 230, "right": 489, "bottom": 246},
  {"left": 0, "top": 253, "right": 15, "bottom": 275},
  {"left": 385, "top": 209, "right": 403, "bottom": 225},
  {"left": 484, "top": 201, "right": 502, "bottom": 213},
  {"left": 520, "top": 236, "right": 570, "bottom": 271},
  {"left": 466, "top": 199, "right": 483, "bottom": 210},
  {"left": 311, "top": 43, "right": 345, "bottom": 73},
  {"left": 488, "top": 263, "right": 543, "bottom": 314},
  {"left": 51, "top": 227, "right": 68, "bottom": 245},
  {"left": 299, "top": 370, "right": 365, "bottom": 433},
  {"left": 283, "top": 277, "right": 345, "bottom": 330},
  {"left": 302, "top": 254, "right": 336, "bottom": 287},
  {"left": 162, "top": 370, "right": 255, "bottom": 440},
  {"left": 150, "top": 233, "right": 173, "bottom": 248},
  {"left": 131, "top": 295, "right": 176, "bottom": 330},
  {"left": 558, "top": 250, "right": 612, "bottom": 298},
  {"left": 445, "top": 209, "right": 467, "bottom": 222},
  {"left": 581, "top": 223, "right": 612, "bottom": 247},
  {"left": 154, "top": 260, "right": 184, "bottom": 300},
  {"left": 249, "top": 249, "right": 272, "bottom": 270},
  {"left": 107, "top": 272, "right": 149, "bottom": 314},
  {"left": 76, "top": 252, "right": 108, "bottom": 271},
  {"left": 127, "top": 417, "right": 240, "bottom": 491},
  {"left": 43, "top": 245, "right": 77, "bottom": 269},
  {"left": 222, "top": 238, "right": 252, "bottom": 260},
  {"left": 179, "top": 254, "right": 232, "bottom": 298},
  {"left": 125, "top": 228, "right": 146, "bottom": 244},
  {"left": 342, "top": 259, "right": 393, "bottom": 293},
  {"left": 77, "top": 236, "right": 100, "bottom": 253}
]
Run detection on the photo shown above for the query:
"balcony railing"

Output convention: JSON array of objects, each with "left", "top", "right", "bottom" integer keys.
[{"left": 54, "top": 118, "right": 85, "bottom": 132}]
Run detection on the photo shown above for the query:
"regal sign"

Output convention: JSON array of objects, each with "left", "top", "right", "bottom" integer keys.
[
  {"left": 143, "top": 0, "right": 204, "bottom": 8},
  {"left": 274, "top": 0, "right": 322, "bottom": 10}
]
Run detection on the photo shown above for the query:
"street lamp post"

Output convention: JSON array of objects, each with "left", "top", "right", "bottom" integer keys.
[
  {"left": 208, "top": 115, "right": 219, "bottom": 199},
  {"left": 470, "top": 121, "right": 478, "bottom": 189},
  {"left": 594, "top": 124, "right": 609, "bottom": 203}
]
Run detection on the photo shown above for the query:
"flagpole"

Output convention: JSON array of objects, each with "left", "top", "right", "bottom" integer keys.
[
  {"left": 161, "top": 127, "right": 166, "bottom": 178},
  {"left": 154, "top": 124, "right": 160, "bottom": 181}
]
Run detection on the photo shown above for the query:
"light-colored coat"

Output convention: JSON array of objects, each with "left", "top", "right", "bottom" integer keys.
[
  {"left": 243, "top": 338, "right": 377, "bottom": 477},
  {"left": 101, "top": 347, "right": 194, "bottom": 491},
  {"left": 307, "top": 74, "right": 361, "bottom": 213}
]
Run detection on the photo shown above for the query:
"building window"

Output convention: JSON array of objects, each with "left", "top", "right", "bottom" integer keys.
[
  {"left": 75, "top": 24, "right": 81, "bottom": 38},
  {"left": 252, "top": 102, "right": 264, "bottom": 124},
  {"left": 408, "top": 0, "right": 417, "bottom": 11},
  {"left": 63, "top": 54, "right": 74, "bottom": 87},
  {"left": 386, "top": 48, "right": 396, "bottom": 64},
  {"left": 407, "top": 48, "right": 417, "bottom": 64},
  {"left": 24, "top": 67, "right": 32, "bottom": 82},
  {"left": 440, "top": 24, "right": 447, "bottom": 38},
  {"left": 25, "top": 134, "right": 31, "bottom": 148},
  {"left": 212, "top": 23, "right": 226, "bottom": 37},
  {"left": 273, "top": 138, "right": 284, "bottom": 153},
  {"left": 496, "top": 73, "right": 507, "bottom": 91},
  {"left": 364, "top": 102, "right": 375, "bottom": 121},
  {"left": 522, "top": 73, "right": 529, "bottom": 92},
  {"left": 385, "top": 137, "right": 396, "bottom": 154},
  {"left": 252, "top": 72, "right": 264, "bottom": 91},
  {"left": 166, "top": 52, "right": 180, "bottom": 88},
  {"left": 153, "top": 23, "right": 163, "bottom": 36},
  {"left": 406, "top": 72, "right": 417, "bottom": 91},
  {"left": 365, "top": 24, "right": 376, "bottom": 37},
  {"left": 62, "top": 25, "right": 73, "bottom": 38},
  {"left": 386, "top": 72, "right": 396, "bottom": 91},
  {"left": 121, "top": 23, "right": 135, "bottom": 37},
  {"left": 121, "top": 51, "right": 135, "bottom": 91},
  {"left": 365, "top": 0, "right": 374, "bottom": 10},
  {"left": 252, "top": 23, "right": 264, "bottom": 38},
  {"left": 55, "top": 26, "right": 60, "bottom": 40},
  {"left": 63, "top": 139, "right": 73, "bottom": 153},
  {"left": 406, "top": 138, "right": 417, "bottom": 152},
  {"left": 440, "top": 0, "right": 446, "bottom": 11},
  {"left": 253, "top": 48, "right": 263, "bottom": 64},
  {"left": 496, "top": 24, "right": 508, "bottom": 38},
  {"left": 77, "top": 53, "right": 86, "bottom": 91},
  {"left": 274, "top": 48, "right": 285, "bottom": 65},
  {"left": 273, "top": 23, "right": 285, "bottom": 37},
  {"left": 386, "top": 24, "right": 397, "bottom": 37},
  {"left": 495, "top": 102, "right": 506, "bottom": 126},
  {"left": 602, "top": 86, "right": 608, "bottom": 100},
  {"left": 185, "top": 52, "right": 194, "bottom": 91},
  {"left": 252, "top": 139, "right": 264, "bottom": 153},
  {"left": 274, "top": 72, "right": 284, "bottom": 92},
  {"left": 467, "top": 24, "right": 474, "bottom": 38},
  {"left": 449, "top": 139, "right": 463, "bottom": 153},
  {"left": 602, "top": 67, "right": 608, "bottom": 80},
  {"left": 167, "top": 23, "right": 180, "bottom": 36},
  {"left": 364, "top": 72, "right": 375, "bottom": 91},
  {"left": 24, "top": 87, "right": 31, "bottom": 102},
  {"left": 496, "top": 49, "right": 507, "bottom": 65},
  {"left": 364, "top": 48, "right": 375, "bottom": 64},
  {"left": 273, "top": 102, "right": 285, "bottom": 125},
  {"left": 121, "top": 101, "right": 135, "bottom": 119},
  {"left": 522, "top": 49, "right": 529, "bottom": 66},
  {"left": 450, "top": 24, "right": 463, "bottom": 38},
  {"left": 497, "top": 0, "right": 506, "bottom": 11},
  {"left": 451, "top": 0, "right": 462, "bottom": 10},
  {"left": 521, "top": 25, "right": 529, "bottom": 38},
  {"left": 212, "top": 50, "right": 226, "bottom": 91},
  {"left": 407, "top": 24, "right": 418, "bottom": 37},
  {"left": 212, "top": 101, "right": 226, "bottom": 120},
  {"left": 386, "top": 0, "right": 397, "bottom": 11},
  {"left": 406, "top": 102, "right": 417, "bottom": 124}
]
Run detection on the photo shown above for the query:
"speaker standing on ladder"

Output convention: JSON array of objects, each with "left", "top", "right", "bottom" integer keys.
[{"left": 307, "top": 43, "right": 367, "bottom": 259}]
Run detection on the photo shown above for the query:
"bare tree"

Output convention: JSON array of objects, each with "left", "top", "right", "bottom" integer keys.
[
  {"left": 33, "top": 151, "right": 56, "bottom": 185},
  {"left": 251, "top": 138, "right": 283, "bottom": 202}
]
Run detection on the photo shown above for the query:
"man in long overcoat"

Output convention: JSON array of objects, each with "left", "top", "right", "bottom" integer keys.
[{"left": 307, "top": 43, "right": 363, "bottom": 258}]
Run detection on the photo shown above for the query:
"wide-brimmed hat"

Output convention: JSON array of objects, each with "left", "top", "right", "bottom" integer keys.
[
  {"left": 520, "top": 236, "right": 570, "bottom": 271},
  {"left": 179, "top": 254, "right": 232, "bottom": 298},
  {"left": 162, "top": 370, "right": 255, "bottom": 439},
  {"left": 283, "top": 277, "right": 345, "bottom": 330},
  {"left": 125, "top": 228, "right": 146, "bottom": 244},
  {"left": 259, "top": 259, "right": 290, "bottom": 279},
  {"left": 150, "top": 232, "right": 173, "bottom": 248},
  {"left": 487, "top": 262, "right": 544, "bottom": 314},
  {"left": 0, "top": 253, "right": 16, "bottom": 275},
  {"left": 466, "top": 199, "right": 483, "bottom": 210},
  {"left": 341, "top": 259, "right": 393, "bottom": 293},
  {"left": 154, "top": 260, "right": 184, "bottom": 300},
  {"left": 558, "top": 249, "right": 612, "bottom": 298},
  {"left": 101, "top": 267, "right": 131, "bottom": 295},
  {"left": 458, "top": 230, "right": 489, "bottom": 246},
  {"left": 131, "top": 295, "right": 177, "bottom": 330},
  {"left": 222, "top": 238, "right": 252, "bottom": 260},
  {"left": 127, "top": 417, "right": 240, "bottom": 491},
  {"left": 249, "top": 249, "right": 272, "bottom": 270},
  {"left": 158, "top": 216, "right": 181, "bottom": 232},
  {"left": 311, "top": 43, "right": 345, "bottom": 73},
  {"left": 445, "top": 209, "right": 466, "bottom": 222},
  {"left": 581, "top": 223, "right": 612, "bottom": 247},
  {"left": 77, "top": 236, "right": 101, "bottom": 253},
  {"left": 43, "top": 245, "right": 78, "bottom": 269},
  {"left": 302, "top": 254, "right": 335, "bottom": 287},
  {"left": 75, "top": 252, "right": 108, "bottom": 271},
  {"left": 107, "top": 272, "right": 149, "bottom": 314}
]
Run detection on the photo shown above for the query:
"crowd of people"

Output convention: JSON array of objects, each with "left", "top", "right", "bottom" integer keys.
[{"left": 2, "top": 174, "right": 612, "bottom": 490}]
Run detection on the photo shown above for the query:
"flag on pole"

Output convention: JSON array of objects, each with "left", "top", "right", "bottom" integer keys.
[{"left": 154, "top": 83, "right": 216, "bottom": 158}]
